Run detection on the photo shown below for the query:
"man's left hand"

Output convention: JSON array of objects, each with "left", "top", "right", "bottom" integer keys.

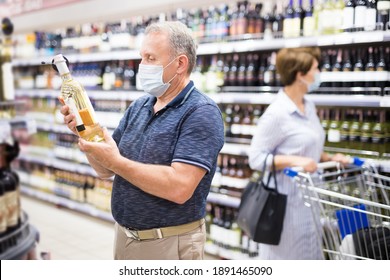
[{"left": 78, "top": 127, "right": 120, "bottom": 171}]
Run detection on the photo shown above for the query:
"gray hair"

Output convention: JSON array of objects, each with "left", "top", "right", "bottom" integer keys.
[{"left": 145, "top": 21, "right": 197, "bottom": 75}]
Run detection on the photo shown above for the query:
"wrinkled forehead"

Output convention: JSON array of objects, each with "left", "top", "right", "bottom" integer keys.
[{"left": 140, "top": 31, "right": 171, "bottom": 56}]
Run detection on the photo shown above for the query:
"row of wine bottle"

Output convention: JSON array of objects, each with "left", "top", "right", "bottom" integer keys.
[
  {"left": 220, "top": 103, "right": 390, "bottom": 157},
  {"left": 13, "top": 0, "right": 390, "bottom": 58},
  {"left": 14, "top": 45, "right": 390, "bottom": 95}
]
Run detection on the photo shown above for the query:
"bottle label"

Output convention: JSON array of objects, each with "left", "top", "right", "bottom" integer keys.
[
  {"left": 328, "top": 129, "right": 341, "bottom": 143},
  {"left": 2, "top": 62, "right": 15, "bottom": 100},
  {"left": 5, "top": 190, "right": 18, "bottom": 227},
  {"left": 342, "top": 7, "right": 354, "bottom": 29},
  {"left": 65, "top": 97, "right": 85, "bottom": 131},
  {"left": 0, "top": 197, "right": 7, "bottom": 233}
]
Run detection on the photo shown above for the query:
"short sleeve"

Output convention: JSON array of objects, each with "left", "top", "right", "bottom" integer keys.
[{"left": 172, "top": 104, "right": 224, "bottom": 172}]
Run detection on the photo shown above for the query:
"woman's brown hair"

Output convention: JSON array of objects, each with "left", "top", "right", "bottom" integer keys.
[{"left": 276, "top": 47, "right": 321, "bottom": 86}]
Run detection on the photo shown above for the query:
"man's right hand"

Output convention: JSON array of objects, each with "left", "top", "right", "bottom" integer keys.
[{"left": 58, "top": 96, "right": 78, "bottom": 135}]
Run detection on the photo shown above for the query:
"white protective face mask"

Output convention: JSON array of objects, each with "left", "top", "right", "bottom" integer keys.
[
  {"left": 138, "top": 58, "right": 177, "bottom": 97},
  {"left": 301, "top": 72, "right": 321, "bottom": 93}
]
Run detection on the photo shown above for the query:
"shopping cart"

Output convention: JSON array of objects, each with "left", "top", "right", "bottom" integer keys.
[{"left": 284, "top": 158, "right": 390, "bottom": 260}]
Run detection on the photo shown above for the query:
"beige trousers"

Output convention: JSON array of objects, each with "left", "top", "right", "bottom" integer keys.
[{"left": 113, "top": 222, "right": 206, "bottom": 260}]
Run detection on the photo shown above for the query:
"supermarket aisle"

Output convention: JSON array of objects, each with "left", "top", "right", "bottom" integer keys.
[
  {"left": 21, "top": 195, "right": 115, "bottom": 260},
  {"left": 21, "top": 195, "right": 218, "bottom": 260}
]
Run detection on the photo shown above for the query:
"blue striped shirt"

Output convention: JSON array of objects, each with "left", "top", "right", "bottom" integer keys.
[{"left": 111, "top": 81, "right": 224, "bottom": 230}]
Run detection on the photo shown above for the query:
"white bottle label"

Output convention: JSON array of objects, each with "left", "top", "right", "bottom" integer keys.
[
  {"left": 365, "top": 9, "right": 377, "bottom": 31},
  {"left": 343, "top": 7, "right": 355, "bottom": 29},
  {"left": 328, "top": 129, "right": 341, "bottom": 143},
  {"left": 2, "top": 62, "right": 15, "bottom": 100},
  {"left": 65, "top": 97, "right": 84, "bottom": 128},
  {"left": 354, "top": 6, "right": 367, "bottom": 28}
]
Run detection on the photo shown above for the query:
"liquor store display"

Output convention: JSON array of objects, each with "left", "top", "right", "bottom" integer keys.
[{"left": 5, "top": 0, "right": 390, "bottom": 259}]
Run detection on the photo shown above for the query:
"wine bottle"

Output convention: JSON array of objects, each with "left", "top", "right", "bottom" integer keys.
[
  {"left": 353, "top": 49, "right": 364, "bottom": 87},
  {"left": 283, "top": 0, "right": 295, "bottom": 38},
  {"left": 377, "top": 0, "right": 390, "bottom": 30},
  {"left": 365, "top": 0, "right": 378, "bottom": 30},
  {"left": 365, "top": 47, "right": 376, "bottom": 88},
  {"left": 292, "top": 0, "right": 304, "bottom": 37},
  {"left": 1, "top": 18, "right": 15, "bottom": 101},
  {"left": 0, "top": 178, "right": 7, "bottom": 239},
  {"left": 355, "top": 0, "right": 368, "bottom": 31},
  {"left": 343, "top": 0, "right": 355, "bottom": 32},
  {"left": 53, "top": 54, "right": 104, "bottom": 142},
  {"left": 303, "top": 0, "right": 315, "bottom": 36}
]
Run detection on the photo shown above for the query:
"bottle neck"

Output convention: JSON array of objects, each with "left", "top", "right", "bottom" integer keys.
[{"left": 60, "top": 72, "right": 72, "bottom": 82}]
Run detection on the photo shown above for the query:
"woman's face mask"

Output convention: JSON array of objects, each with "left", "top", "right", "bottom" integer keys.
[
  {"left": 301, "top": 72, "right": 321, "bottom": 93},
  {"left": 138, "top": 58, "right": 177, "bottom": 97}
]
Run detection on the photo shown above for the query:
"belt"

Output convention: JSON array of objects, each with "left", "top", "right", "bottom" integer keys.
[{"left": 121, "top": 219, "right": 204, "bottom": 241}]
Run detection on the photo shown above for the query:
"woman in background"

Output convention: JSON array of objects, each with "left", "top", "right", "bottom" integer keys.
[{"left": 249, "top": 47, "right": 350, "bottom": 259}]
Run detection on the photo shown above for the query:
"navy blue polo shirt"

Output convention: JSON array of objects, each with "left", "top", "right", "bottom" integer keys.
[{"left": 111, "top": 81, "right": 224, "bottom": 230}]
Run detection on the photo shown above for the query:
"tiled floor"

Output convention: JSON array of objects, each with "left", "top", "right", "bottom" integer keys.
[
  {"left": 21, "top": 195, "right": 115, "bottom": 260},
  {"left": 21, "top": 195, "right": 218, "bottom": 260}
]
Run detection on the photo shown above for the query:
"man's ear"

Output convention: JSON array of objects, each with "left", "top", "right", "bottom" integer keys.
[{"left": 177, "top": 54, "right": 189, "bottom": 74}]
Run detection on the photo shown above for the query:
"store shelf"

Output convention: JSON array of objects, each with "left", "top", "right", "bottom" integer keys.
[
  {"left": 21, "top": 186, "right": 114, "bottom": 222},
  {"left": 18, "top": 152, "right": 98, "bottom": 177},
  {"left": 207, "top": 192, "right": 240, "bottom": 208},
  {"left": 13, "top": 30, "right": 390, "bottom": 66}
]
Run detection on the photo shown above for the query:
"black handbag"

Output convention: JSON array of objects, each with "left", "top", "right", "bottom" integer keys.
[{"left": 236, "top": 154, "right": 287, "bottom": 245}]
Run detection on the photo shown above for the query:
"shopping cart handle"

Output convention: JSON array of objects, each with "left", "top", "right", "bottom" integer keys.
[
  {"left": 350, "top": 157, "right": 364, "bottom": 166},
  {"left": 283, "top": 168, "right": 299, "bottom": 177},
  {"left": 283, "top": 157, "right": 365, "bottom": 177}
]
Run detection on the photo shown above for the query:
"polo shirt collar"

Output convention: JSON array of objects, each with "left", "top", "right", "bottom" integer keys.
[{"left": 166, "top": 81, "right": 195, "bottom": 108}]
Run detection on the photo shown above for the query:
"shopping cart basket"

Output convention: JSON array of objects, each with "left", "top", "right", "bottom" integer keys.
[{"left": 284, "top": 158, "right": 390, "bottom": 260}]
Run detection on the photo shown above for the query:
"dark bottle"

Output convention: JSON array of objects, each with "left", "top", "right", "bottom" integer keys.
[
  {"left": 293, "top": 0, "right": 305, "bottom": 36},
  {"left": 353, "top": 49, "right": 364, "bottom": 87},
  {"left": 257, "top": 55, "right": 266, "bottom": 86},
  {"left": 223, "top": 54, "right": 232, "bottom": 87},
  {"left": 123, "top": 60, "right": 136, "bottom": 90},
  {"left": 320, "top": 50, "right": 332, "bottom": 88},
  {"left": 375, "top": 47, "right": 387, "bottom": 91},
  {"left": 228, "top": 54, "right": 239, "bottom": 87},
  {"left": 254, "top": 3, "right": 264, "bottom": 34},
  {"left": 365, "top": 47, "right": 376, "bottom": 88},
  {"left": 377, "top": 0, "right": 390, "bottom": 31},
  {"left": 332, "top": 49, "right": 343, "bottom": 88},
  {"left": 342, "top": 49, "right": 353, "bottom": 88},
  {"left": 237, "top": 54, "right": 247, "bottom": 87},
  {"left": 263, "top": 52, "right": 276, "bottom": 86},
  {"left": 273, "top": 3, "right": 284, "bottom": 35},
  {"left": 245, "top": 53, "right": 256, "bottom": 86},
  {"left": 114, "top": 60, "right": 124, "bottom": 90}
]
